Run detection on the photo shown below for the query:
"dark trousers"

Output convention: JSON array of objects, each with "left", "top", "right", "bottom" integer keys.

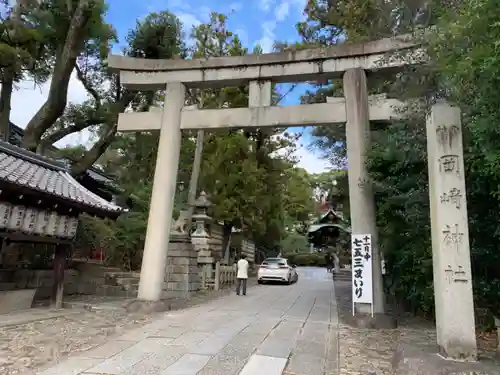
[{"left": 236, "top": 278, "right": 247, "bottom": 295}]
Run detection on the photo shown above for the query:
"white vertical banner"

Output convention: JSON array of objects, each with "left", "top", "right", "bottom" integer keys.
[{"left": 351, "top": 234, "right": 373, "bottom": 306}]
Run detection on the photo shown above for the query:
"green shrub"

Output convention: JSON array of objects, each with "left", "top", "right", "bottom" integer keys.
[{"left": 285, "top": 252, "right": 326, "bottom": 267}]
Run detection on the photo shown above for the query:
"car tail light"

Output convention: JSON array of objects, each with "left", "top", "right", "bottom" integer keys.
[{"left": 279, "top": 266, "right": 288, "bottom": 269}]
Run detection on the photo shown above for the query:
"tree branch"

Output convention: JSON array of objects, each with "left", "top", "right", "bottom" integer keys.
[
  {"left": 75, "top": 62, "right": 101, "bottom": 106},
  {"left": 71, "top": 122, "right": 117, "bottom": 176},
  {"left": 69, "top": 89, "right": 136, "bottom": 176},
  {"left": 22, "top": 0, "right": 94, "bottom": 151},
  {"left": 37, "top": 113, "right": 106, "bottom": 154}
]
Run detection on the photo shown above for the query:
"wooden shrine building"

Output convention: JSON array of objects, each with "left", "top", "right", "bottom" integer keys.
[
  {"left": 307, "top": 207, "right": 351, "bottom": 252},
  {"left": 0, "top": 140, "right": 124, "bottom": 308}
]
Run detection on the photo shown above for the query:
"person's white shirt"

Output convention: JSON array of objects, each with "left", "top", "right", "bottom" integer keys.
[{"left": 237, "top": 258, "right": 249, "bottom": 279}]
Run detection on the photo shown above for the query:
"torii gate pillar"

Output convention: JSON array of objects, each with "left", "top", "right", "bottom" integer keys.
[
  {"left": 136, "top": 82, "right": 186, "bottom": 303},
  {"left": 344, "top": 68, "right": 389, "bottom": 327}
]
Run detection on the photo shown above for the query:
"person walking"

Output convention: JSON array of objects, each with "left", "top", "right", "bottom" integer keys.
[{"left": 236, "top": 254, "right": 249, "bottom": 296}]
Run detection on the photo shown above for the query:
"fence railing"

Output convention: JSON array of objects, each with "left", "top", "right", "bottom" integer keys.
[{"left": 199, "top": 262, "right": 237, "bottom": 291}]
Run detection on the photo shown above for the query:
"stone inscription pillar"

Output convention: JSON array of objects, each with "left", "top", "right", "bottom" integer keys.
[
  {"left": 137, "top": 82, "right": 186, "bottom": 301},
  {"left": 343, "top": 68, "right": 385, "bottom": 316},
  {"left": 426, "top": 102, "right": 477, "bottom": 360}
]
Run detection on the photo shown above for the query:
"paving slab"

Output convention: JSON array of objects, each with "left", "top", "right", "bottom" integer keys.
[
  {"left": 169, "top": 331, "right": 211, "bottom": 347},
  {"left": 121, "top": 347, "right": 187, "bottom": 375},
  {"left": 196, "top": 355, "right": 248, "bottom": 375},
  {"left": 80, "top": 339, "right": 137, "bottom": 359},
  {"left": 256, "top": 319, "right": 303, "bottom": 358},
  {"left": 83, "top": 338, "right": 174, "bottom": 374},
  {"left": 190, "top": 333, "right": 236, "bottom": 355},
  {"left": 160, "top": 353, "right": 211, "bottom": 375},
  {"left": 218, "top": 332, "right": 267, "bottom": 358},
  {"left": 238, "top": 355, "right": 287, "bottom": 375}
]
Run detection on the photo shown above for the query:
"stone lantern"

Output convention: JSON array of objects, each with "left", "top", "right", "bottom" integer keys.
[{"left": 191, "top": 191, "right": 212, "bottom": 245}]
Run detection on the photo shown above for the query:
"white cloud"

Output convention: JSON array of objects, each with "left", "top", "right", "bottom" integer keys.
[
  {"left": 275, "top": 1, "right": 290, "bottom": 22},
  {"left": 177, "top": 13, "right": 201, "bottom": 32},
  {"left": 256, "top": 21, "right": 277, "bottom": 53},
  {"left": 258, "top": 0, "right": 274, "bottom": 12},
  {"left": 257, "top": 37, "right": 275, "bottom": 53},
  {"left": 9, "top": 74, "right": 94, "bottom": 148},
  {"left": 271, "top": 128, "right": 330, "bottom": 174},
  {"left": 294, "top": 145, "right": 330, "bottom": 173},
  {"left": 234, "top": 28, "right": 249, "bottom": 48}
]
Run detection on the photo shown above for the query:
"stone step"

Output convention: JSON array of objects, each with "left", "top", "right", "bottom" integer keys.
[
  {"left": 104, "top": 273, "right": 140, "bottom": 291},
  {"left": 334, "top": 270, "right": 352, "bottom": 281},
  {"left": 62, "top": 299, "right": 133, "bottom": 312},
  {"left": 114, "top": 277, "right": 140, "bottom": 286},
  {"left": 95, "top": 285, "right": 136, "bottom": 298},
  {"left": 334, "top": 276, "right": 352, "bottom": 281},
  {"left": 0, "top": 282, "right": 16, "bottom": 291},
  {"left": 119, "top": 281, "right": 139, "bottom": 291},
  {"left": 105, "top": 271, "right": 141, "bottom": 278},
  {"left": 75, "top": 263, "right": 123, "bottom": 276}
]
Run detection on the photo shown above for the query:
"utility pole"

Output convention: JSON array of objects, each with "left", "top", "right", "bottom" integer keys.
[{"left": 185, "top": 94, "right": 206, "bottom": 233}]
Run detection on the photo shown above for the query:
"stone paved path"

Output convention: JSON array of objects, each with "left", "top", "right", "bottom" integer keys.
[{"left": 33, "top": 267, "right": 339, "bottom": 375}]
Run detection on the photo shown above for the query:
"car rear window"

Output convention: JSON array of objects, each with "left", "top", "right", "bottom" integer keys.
[{"left": 263, "top": 258, "right": 287, "bottom": 266}]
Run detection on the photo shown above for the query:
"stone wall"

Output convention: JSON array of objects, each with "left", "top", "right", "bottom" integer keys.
[
  {"left": 192, "top": 224, "right": 257, "bottom": 267},
  {"left": 189, "top": 192, "right": 256, "bottom": 267},
  {"left": 163, "top": 238, "right": 199, "bottom": 299},
  {"left": 0, "top": 263, "right": 139, "bottom": 300},
  {"left": 230, "top": 232, "right": 256, "bottom": 265},
  {"left": 9, "top": 269, "right": 80, "bottom": 299},
  {"left": 0, "top": 243, "right": 55, "bottom": 268},
  {"left": 241, "top": 238, "right": 256, "bottom": 262}
]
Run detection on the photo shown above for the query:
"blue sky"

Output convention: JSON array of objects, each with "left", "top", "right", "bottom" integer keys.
[
  {"left": 105, "top": 0, "right": 328, "bottom": 172},
  {"left": 105, "top": 0, "right": 308, "bottom": 54},
  {"left": 105, "top": 0, "right": 313, "bottom": 106}
]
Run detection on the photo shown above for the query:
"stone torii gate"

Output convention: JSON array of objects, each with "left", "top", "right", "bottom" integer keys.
[{"left": 108, "top": 36, "right": 476, "bottom": 360}]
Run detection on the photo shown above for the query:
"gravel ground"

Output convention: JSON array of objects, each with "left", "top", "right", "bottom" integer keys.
[
  {"left": 334, "top": 279, "right": 499, "bottom": 375},
  {"left": 0, "top": 283, "right": 250, "bottom": 375}
]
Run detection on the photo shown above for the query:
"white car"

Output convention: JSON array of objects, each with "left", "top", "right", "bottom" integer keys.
[{"left": 257, "top": 258, "right": 299, "bottom": 285}]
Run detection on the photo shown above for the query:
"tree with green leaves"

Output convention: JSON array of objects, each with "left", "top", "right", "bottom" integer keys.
[
  {"left": 15, "top": 0, "right": 114, "bottom": 152},
  {"left": 0, "top": 0, "right": 53, "bottom": 140},
  {"left": 74, "top": 11, "right": 312, "bottom": 266},
  {"left": 37, "top": 10, "right": 184, "bottom": 177},
  {"left": 296, "top": 0, "right": 500, "bottom": 319}
]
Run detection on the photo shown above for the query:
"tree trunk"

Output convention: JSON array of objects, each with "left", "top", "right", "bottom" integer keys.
[
  {"left": 22, "top": 0, "right": 93, "bottom": 151},
  {"left": 70, "top": 124, "right": 117, "bottom": 176},
  {"left": 69, "top": 91, "right": 134, "bottom": 176},
  {"left": 0, "top": 75, "right": 14, "bottom": 142}
]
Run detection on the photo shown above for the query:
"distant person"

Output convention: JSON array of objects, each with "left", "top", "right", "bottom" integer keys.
[
  {"left": 325, "top": 253, "right": 333, "bottom": 273},
  {"left": 236, "top": 254, "right": 249, "bottom": 296}
]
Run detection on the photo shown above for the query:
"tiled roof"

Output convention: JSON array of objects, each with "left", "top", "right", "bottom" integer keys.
[
  {"left": 0, "top": 141, "right": 124, "bottom": 215},
  {"left": 8, "top": 122, "right": 121, "bottom": 192}
]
